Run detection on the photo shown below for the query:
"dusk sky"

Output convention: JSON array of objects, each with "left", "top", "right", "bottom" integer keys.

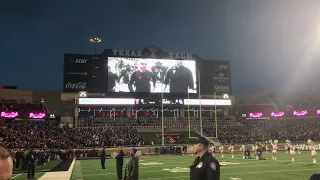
[{"left": 1, "top": 0, "right": 320, "bottom": 93}]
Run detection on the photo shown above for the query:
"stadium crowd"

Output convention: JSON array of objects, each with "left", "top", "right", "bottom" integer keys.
[{"left": 1, "top": 116, "right": 320, "bottom": 150}]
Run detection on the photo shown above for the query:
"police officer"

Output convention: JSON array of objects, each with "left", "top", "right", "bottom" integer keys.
[
  {"left": 100, "top": 147, "right": 106, "bottom": 169},
  {"left": 26, "top": 149, "right": 36, "bottom": 180},
  {"left": 115, "top": 146, "right": 125, "bottom": 180},
  {"left": 190, "top": 137, "right": 220, "bottom": 180},
  {"left": 124, "top": 148, "right": 139, "bottom": 180}
]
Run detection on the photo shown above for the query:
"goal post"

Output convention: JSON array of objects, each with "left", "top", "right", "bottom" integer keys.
[{"left": 188, "top": 92, "right": 218, "bottom": 139}]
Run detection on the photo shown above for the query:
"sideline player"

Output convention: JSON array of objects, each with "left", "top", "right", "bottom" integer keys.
[
  {"left": 265, "top": 141, "right": 269, "bottom": 154},
  {"left": 286, "top": 140, "right": 295, "bottom": 162},
  {"left": 284, "top": 143, "right": 289, "bottom": 154},
  {"left": 219, "top": 144, "right": 224, "bottom": 158},
  {"left": 210, "top": 145, "right": 215, "bottom": 157},
  {"left": 308, "top": 139, "right": 317, "bottom": 164},
  {"left": 270, "top": 140, "right": 278, "bottom": 160},
  {"left": 228, "top": 144, "right": 235, "bottom": 159},
  {"left": 254, "top": 143, "right": 259, "bottom": 160},
  {"left": 240, "top": 144, "right": 246, "bottom": 159}
]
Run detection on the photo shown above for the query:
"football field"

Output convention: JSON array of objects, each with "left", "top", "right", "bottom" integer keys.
[{"left": 70, "top": 152, "right": 320, "bottom": 180}]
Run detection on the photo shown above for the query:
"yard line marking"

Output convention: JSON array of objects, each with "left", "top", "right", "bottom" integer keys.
[
  {"left": 80, "top": 167, "right": 320, "bottom": 178},
  {"left": 71, "top": 160, "right": 83, "bottom": 180},
  {"left": 11, "top": 174, "right": 22, "bottom": 179},
  {"left": 138, "top": 167, "right": 320, "bottom": 180}
]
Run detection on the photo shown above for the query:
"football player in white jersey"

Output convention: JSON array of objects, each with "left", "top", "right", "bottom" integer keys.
[
  {"left": 219, "top": 144, "right": 224, "bottom": 158},
  {"left": 255, "top": 143, "right": 259, "bottom": 160},
  {"left": 296, "top": 144, "right": 301, "bottom": 154},
  {"left": 240, "top": 144, "right": 246, "bottom": 159},
  {"left": 286, "top": 140, "right": 295, "bottom": 162},
  {"left": 265, "top": 141, "right": 269, "bottom": 154},
  {"left": 270, "top": 140, "right": 278, "bottom": 160},
  {"left": 210, "top": 145, "right": 215, "bottom": 157},
  {"left": 190, "top": 146, "right": 194, "bottom": 156},
  {"left": 228, "top": 144, "right": 235, "bottom": 159},
  {"left": 284, "top": 143, "right": 289, "bottom": 154},
  {"left": 308, "top": 139, "right": 317, "bottom": 164}
]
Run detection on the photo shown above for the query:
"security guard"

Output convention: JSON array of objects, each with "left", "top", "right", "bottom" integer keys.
[
  {"left": 100, "top": 147, "right": 106, "bottom": 169},
  {"left": 115, "top": 146, "right": 125, "bottom": 180},
  {"left": 124, "top": 148, "right": 139, "bottom": 180},
  {"left": 190, "top": 137, "right": 220, "bottom": 180}
]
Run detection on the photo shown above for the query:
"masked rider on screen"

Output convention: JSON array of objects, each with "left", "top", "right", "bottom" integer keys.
[
  {"left": 128, "top": 60, "right": 156, "bottom": 92},
  {"left": 164, "top": 60, "right": 194, "bottom": 93}
]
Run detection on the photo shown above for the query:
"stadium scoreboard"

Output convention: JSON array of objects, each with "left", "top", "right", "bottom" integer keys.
[{"left": 63, "top": 45, "right": 231, "bottom": 96}]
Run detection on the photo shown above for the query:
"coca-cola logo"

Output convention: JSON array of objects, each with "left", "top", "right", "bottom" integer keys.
[{"left": 65, "top": 82, "right": 87, "bottom": 89}]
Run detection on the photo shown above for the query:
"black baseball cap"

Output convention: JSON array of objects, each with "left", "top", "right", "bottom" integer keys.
[{"left": 195, "top": 137, "right": 209, "bottom": 146}]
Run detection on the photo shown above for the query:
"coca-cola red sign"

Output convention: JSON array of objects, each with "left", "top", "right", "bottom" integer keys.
[{"left": 65, "top": 82, "right": 87, "bottom": 89}]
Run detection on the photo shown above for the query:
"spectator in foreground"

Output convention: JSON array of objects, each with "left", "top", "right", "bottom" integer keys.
[
  {"left": 0, "top": 143, "right": 13, "bottom": 180},
  {"left": 124, "top": 148, "right": 139, "bottom": 180}
]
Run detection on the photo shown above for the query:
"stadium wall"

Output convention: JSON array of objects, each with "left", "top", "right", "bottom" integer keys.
[{"left": 0, "top": 89, "right": 61, "bottom": 112}]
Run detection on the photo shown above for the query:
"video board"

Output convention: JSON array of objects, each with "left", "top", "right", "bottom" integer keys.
[
  {"left": 63, "top": 54, "right": 106, "bottom": 93},
  {"left": 107, "top": 57, "right": 196, "bottom": 93},
  {"left": 199, "top": 60, "right": 231, "bottom": 95},
  {"left": 63, "top": 45, "right": 231, "bottom": 95}
]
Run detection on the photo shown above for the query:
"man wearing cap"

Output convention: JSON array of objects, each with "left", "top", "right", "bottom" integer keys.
[
  {"left": 115, "top": 146, "right": 125, "bottom": 180},
  {"left": 190, "top": 137, "right": 220, "bottom": 180},
  {"left": 128, "top": 60, "right": 156, "bottom": 92},
  {"left": 124, "top": 148, "right": 139, "bottom": 180},
  {"left": 164, "top": 60, "right": 194, "bottom": 93}
]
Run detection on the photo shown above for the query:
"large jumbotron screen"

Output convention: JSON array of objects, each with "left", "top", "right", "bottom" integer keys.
[{"left": 107, "top": 57, "right": 197, "bottom": 93}]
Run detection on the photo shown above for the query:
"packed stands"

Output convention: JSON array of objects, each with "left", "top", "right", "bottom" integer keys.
[{"left": 2, "top": 94, "right": 320, "bottom": 150}]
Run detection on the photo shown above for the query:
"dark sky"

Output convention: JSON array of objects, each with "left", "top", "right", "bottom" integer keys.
[{"left": 1, "top": 0, "right": 320, "bottom": 93}]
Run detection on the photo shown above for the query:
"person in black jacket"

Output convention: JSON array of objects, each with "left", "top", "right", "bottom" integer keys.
[
  {"left": 115, "top": 146, "right": 125, "bottom": 180},
  {"left": 118, "top": 65, "right": 133, "bottom": 84},
  {"left": 164, "top": 60, "right": 194, "bottom": 93},
  {"left": 124, "top": 148, "right": 139, "bottom": 180},
  {"left": 100, "top": 147, "right": 106, "bottom": 169},
  {"left": 107, "top": 66, "right": 119, "bottom": 92},
  {"left": 26, "top": 149, "right": 36, "bottom": 180},
  {"left": 0, "top": 143, "right": 13, "bottom": 180},
  {"left": 190, "top": 137, "right": 220, "bottom": 180},
  {"left": 128, "top": 60, "right": 156, "bottom": 92}
]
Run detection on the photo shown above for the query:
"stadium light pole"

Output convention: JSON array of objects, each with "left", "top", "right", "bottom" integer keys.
[
  {"left": 161, "top": 84, "right": 165, "bottom": 147},
  {"left": 198, "top": 70, "right": 203, "bottom": 137},
  {"left": 89, "top": 37, "right": 102, "bottom": 55}
]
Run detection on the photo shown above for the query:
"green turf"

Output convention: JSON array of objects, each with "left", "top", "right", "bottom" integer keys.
[
  {"left": 140, "top": 131, "right": 199, "bottom": 144},
  {"left": 11, "top": 160, "right": 61, "bottom": 180},
  {"left": 70, "top": 152, "right": 320, "bottom": 180}
]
